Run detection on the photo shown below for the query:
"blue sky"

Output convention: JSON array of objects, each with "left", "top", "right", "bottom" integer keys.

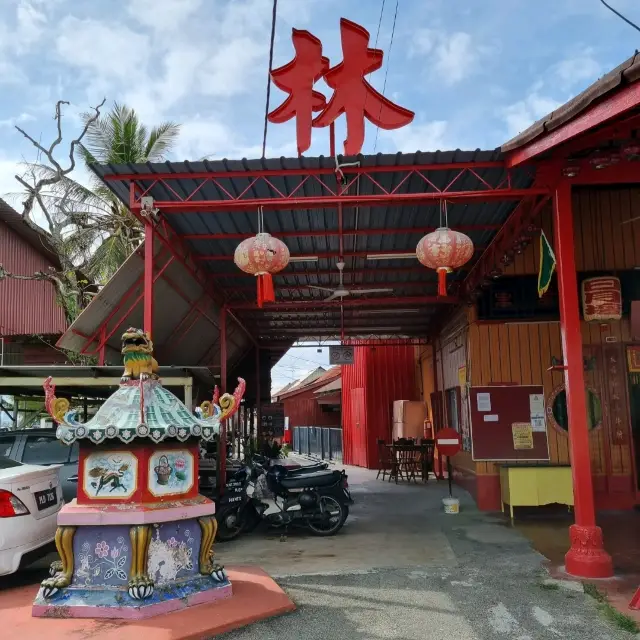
[{"left": 0, "top": 0, "right": 638, "bottom": 391}]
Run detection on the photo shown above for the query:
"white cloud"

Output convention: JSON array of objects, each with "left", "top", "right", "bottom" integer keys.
[
  {"left": 0, "top": 113, "right": 36, "bottom": 128},
  {"left": 382, "top": 120, "right": 449, "bottom": 152},
  {"left": 174, "top": 117, "right": 297, "bottom": 160},
  {"left": 56, "top": 17, "right": 150, "bottom": 82},
  {"left": 553, "top": 48, "right": 602, "bottom": 87},
  {"left": 410, "top": 28, "right": 491, "bottom": 85},
  {"left": 126, "top": 0, "right": 202, "bottom": 33},
  {"left": 502, "top": 89, "right": 561, "bottom": 138}
]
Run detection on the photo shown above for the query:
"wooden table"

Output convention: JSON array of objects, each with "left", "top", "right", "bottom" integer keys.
[{"left": 386, "top": 442, "right": 434, "bottom": 482}]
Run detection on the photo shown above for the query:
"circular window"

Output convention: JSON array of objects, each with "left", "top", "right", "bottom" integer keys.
[{"left": 547, "top": 386, "right": 602, "bottom": 432}]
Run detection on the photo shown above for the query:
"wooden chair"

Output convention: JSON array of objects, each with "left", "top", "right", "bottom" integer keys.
[
  {"left": 376, "top": 439, "right": 395, "bottom": 481},
  {"left": 396, "top": 445, "right": 421, "bottom": 483}
]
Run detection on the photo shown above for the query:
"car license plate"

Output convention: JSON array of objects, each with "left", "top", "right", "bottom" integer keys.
[{"left": 35, "top": 488, "right": 57, "bottom": 511}]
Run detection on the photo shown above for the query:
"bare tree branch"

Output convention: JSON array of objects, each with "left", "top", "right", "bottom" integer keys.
[{"left": 14, "top": 98, "right": 106, "bottom": 224}]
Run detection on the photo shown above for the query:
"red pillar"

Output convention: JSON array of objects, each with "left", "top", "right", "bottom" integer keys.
[
  {"left": 98, "top": 327, "right": 106, "bottom": 366},
  {"left": 553, "top": 181, "right": 613, "bottom": 578},
  {"left": 217, "top": 307, "right": 227, "bottom": 496},
  {"left": 255, "top": 346, "right": 261, "bottom": 441},
  {"left": 144, "top": 221, "right": 154, "bottom": 338}
]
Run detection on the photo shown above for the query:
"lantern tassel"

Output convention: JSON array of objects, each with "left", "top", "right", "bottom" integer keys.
[
  {"left": 437, "top": 268, "right": 448, "bottom": 297},
  {"left": 257, "top": 274, "right": 275, "bottom": 308}
]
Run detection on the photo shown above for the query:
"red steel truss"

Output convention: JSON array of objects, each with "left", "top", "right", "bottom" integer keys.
[{"left": 113, "top": 162, "right": 546, "bottom": 213}]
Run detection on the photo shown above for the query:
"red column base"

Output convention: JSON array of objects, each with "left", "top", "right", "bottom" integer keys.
[{"left": 565, "top": 524, "right": 614, "bottom": 579}]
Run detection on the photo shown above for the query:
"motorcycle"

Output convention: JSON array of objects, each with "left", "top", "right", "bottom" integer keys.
[{"left": 215, "top": 461, "right": 353, "bottom": 540}]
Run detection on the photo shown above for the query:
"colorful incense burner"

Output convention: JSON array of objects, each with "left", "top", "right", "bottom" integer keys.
[{"left": 32, "top": 328, "right": 245, "bottom": 620}]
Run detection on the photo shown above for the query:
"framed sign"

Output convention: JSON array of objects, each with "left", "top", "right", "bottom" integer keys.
[
  {"left": 329, "top": 345, "right": 354, "bottom": 365},
  {"left": 582, "top": 276, "right": 622, "bottom": 322}
]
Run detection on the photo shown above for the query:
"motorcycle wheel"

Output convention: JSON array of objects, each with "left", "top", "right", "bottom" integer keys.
[
  {"left": 306, "top": 495, "right": 345, "bottom": 536},
  {"left": 215, "top": 505, "right": 244, "bottom": 542}
]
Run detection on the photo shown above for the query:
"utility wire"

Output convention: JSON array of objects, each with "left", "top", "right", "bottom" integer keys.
[
  {"left": 261, "top": 0, "right": 278, "bottom": 158},
  {"left": 373, "top": 0, "right": 400, "bottom": 152},
  {"left": 599, "top": 0, "right": 640, "bottom": 34}
]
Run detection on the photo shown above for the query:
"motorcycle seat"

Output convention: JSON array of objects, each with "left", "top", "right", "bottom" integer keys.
[{"left": 280, "top": 469, "right": 342, "bottom": 489}]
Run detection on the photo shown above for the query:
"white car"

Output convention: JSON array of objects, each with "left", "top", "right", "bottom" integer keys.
[{"left": 0, "top": 456, "right": 63, "bottom": 576}]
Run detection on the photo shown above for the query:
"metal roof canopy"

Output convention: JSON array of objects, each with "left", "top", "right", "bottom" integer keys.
[
  {"left": 89, "top": 150, "right": 547, "bottom": 345},
  {"left": 0, "top": 365, "right": 206, "bottom": 404}
]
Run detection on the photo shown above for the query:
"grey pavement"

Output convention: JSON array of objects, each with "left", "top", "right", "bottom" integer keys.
[{"left": 216, "top": 460, "right": 634, "bottom": 640}]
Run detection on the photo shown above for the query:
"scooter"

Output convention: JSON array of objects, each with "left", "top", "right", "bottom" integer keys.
[{"left": 215, "top": 461, "right": 352, "bottom": 540}]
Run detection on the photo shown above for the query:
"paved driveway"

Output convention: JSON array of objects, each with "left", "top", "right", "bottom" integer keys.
[{"left": 218, "top": 462, "right": 633, "bottom": 640}]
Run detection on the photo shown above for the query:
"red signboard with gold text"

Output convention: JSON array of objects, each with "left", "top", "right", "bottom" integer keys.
[{"left": 581, "top": 276, "right": 622, "bottom": 322}]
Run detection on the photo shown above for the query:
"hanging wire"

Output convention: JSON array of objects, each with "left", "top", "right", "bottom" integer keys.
[
  {"left": 598, "top": 0, "right": 640, "bottom": 34},
  {"left": 261, "top": 0, "right": 279, "bottom": 158},
  {"left": 373, "top": 0, "right": 399, "bottom": 152}
]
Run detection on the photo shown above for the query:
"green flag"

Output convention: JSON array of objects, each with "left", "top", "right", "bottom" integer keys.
[{"left": 538, "top": 230, "right": 556, "bottom": 297}]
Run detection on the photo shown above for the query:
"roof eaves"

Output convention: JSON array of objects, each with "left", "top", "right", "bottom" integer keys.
[{"left": 501, "top": 52, "right": 640, "bottom": 153}]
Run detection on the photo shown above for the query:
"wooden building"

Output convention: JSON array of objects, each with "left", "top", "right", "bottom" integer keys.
[
  {"left": 421, "top": 191, "right": 640, "bottom": 512},
  {"left": 0, "top": 199, "right": 68, "bottom": 365}
]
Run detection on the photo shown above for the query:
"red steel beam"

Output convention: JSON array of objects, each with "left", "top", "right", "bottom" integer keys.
[
  {"left": 213, "top": 266, "right": 458, "bottom": 279},
  {"left": 180, "top": 224, "right": 501, "bottom": 241},
  {"left": 144, "top": 221, "right": 154, "bottom": 337},
  {"left": 506, "top": 82, "right": 640, "bottom": 167},
  {"left": 229, "top": 296, "right": 457, "bottom": 310},
  {"left": 133, "top": 188, "right": 546, "bottom": 213},
  {"left": 197, "top": 247, "right": 485, "bottom": 262},
  {"left": 105, "top": 161, "right": 508, "bottom": 182}
]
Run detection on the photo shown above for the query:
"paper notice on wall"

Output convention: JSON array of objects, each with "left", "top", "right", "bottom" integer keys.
[
  {"left": 483, "top": 414, "right": 499, "bottom": 422},
  {"left": 531, "top": 416, "right": 546, "bottom": 432},
  {"left": 512, "top": 422, "right": 534, "bottom": 449},
  {"left": 529, "top": 393, "right": 546, "bottom": 432},
  {"left": 476, "top": 392, "right": 491, "bottom": 412},
  {"left": 529, "top": 394, "right": 544, "bottom": 415}
]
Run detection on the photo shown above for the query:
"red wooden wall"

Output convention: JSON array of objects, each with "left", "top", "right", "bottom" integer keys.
[
  {"left": 342, "top": 343, "right": 419, "bottom": 468},
  {"left": 282, "top": 388, "right": 341, "bottom": 428}
]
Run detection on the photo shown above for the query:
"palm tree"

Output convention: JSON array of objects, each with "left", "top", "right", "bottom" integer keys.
[
  {"left": 8, "top": 100, "right": 181, "bottom": 324},
  {"left": 78, "top": 103, "right": 180, "bottom": 281}
]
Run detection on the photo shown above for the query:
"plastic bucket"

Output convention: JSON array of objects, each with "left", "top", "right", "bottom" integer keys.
[{"left": 443, "top": 497, "right": 460, "bottom": 514}]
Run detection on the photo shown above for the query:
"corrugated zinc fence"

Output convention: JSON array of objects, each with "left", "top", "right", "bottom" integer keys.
[{"left": 292, "top": 427, "right": 342, "bottom": 461}]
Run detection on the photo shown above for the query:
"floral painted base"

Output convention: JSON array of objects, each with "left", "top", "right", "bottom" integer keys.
[
  {"left": 33, "top": 517, "right": 231, "bottom": 619},
  {"left": 32, "top": 575, "right": 232, "bottom": 619}
]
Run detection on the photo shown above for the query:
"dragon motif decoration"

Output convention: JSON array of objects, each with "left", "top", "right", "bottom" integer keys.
[
  {"left": 199, "top": 378, "right": 246, "bottom": 422},
  {"left": 43, "top": 328, "right": 245, "bottom": 445}
]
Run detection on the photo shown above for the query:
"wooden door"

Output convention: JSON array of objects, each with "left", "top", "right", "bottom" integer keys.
[{"left": 350, "top": 388, "right": 367, "bottom": 467}]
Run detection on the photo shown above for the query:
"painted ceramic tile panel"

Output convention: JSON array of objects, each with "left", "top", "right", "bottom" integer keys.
[
  {"left": 83, "top": 451, "right": 138, "bottom": 499},
  {"left": 147, "top": 520, "right": 201, "bottom": 585},
  {"left": 148, "top": 449, "right": 194, "bottom": 497},
  {"left": 72, "top": 525, "right": 130, "bottom": 587}
]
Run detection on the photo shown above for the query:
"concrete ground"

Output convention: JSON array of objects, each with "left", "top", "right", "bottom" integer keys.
[{"left": 217, "top": 461, "right": 635, "bottom": 640}]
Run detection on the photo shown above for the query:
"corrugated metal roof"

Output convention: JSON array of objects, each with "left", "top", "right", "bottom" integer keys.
[
  {"left": 89, "top": 150, "right": 532, "bottom": 341},
  {"left": 314, "top": 376, "right": 342, "bottom": 395},
  {"left": 502, "top": 52, "right": 640, "bottom": 152},
  {"left": 0, "top": 199, "right": 60, "bottom": 267},
  {"left": 57, "top": 235, "right": 253, "bottom": 369},
  {"left": 0, "top": 200, "right": 67, "bottom": 336}
]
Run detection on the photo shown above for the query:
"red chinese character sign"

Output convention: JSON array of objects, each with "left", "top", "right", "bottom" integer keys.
[
  {"left": 268, "top": 29, "right": 329, "bottom": 156},
  {"left": 581, "top": 276, "right": 622, "bottom": 322},
  {"left": 268, "top": 18, "right": 415, "bottom": 156}
]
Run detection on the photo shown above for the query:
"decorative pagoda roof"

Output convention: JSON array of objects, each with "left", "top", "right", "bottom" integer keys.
[{"left": 44, "top": 328, "right": 245, "bottom": 445}]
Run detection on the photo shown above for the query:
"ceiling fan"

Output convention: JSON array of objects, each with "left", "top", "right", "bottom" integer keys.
[{"left": 308, "top": 261, "right": 393, "bottom": 302}]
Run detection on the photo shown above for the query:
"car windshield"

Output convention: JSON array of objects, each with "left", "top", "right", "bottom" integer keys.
[{"left": 0, "top": 455, "right": 23, "bottom": 470}]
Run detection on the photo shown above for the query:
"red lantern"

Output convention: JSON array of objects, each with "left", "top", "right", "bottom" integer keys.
[
  {"left": 234, "top": 233, "right": 290, "bottom": 307},
  {"left": 416, "top": 228, "right": 474, "bottom": 296}
]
